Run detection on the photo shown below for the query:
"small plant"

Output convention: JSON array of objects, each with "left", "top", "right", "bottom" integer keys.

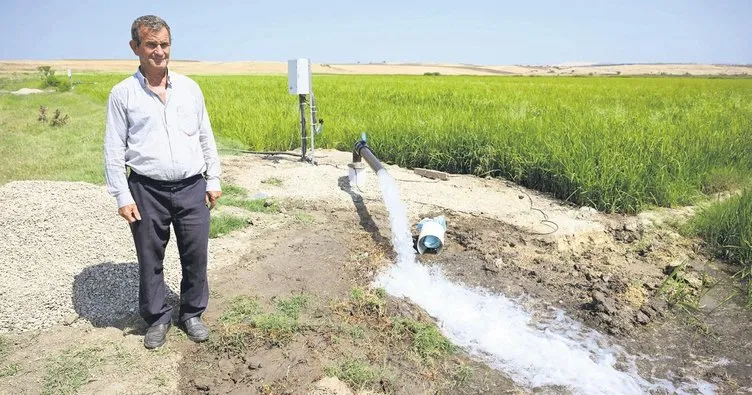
[
  {"left": 344, "top": 286, "right": 387, "bottom": 318},
  {"left": 37, "top": 66, "right": 55, "bottom": 83},
  {"left": 218, "top": 182, "right": 278, "bottom": 213},
  {"left": 391, "top": 318, "right": 455, "bottom": 366},
  {"left": 210, "top": 294, "right": 310, "bottom": 353},
  {"left": 38, "top": 106, "right": 48, "bottom": 122},
  {"left": 208, "top": 327, "right": 252, "bottom": 355},
  {"left": 251, "top": 294, "right": 309, "bottom": 346},
  {"left": 222, "top": 197, "right": 277, "bottom": 213},
  {"left": 324, "top": 359, "right": 393, "bottom": 391},
  {"left": 50, "top": 109, "right": 69, "bottom": 127},
  {"left": 0, "top": 336, "right": 10, "bottom": 360},
  {"left": 220, "top": 181, "right": 248, "bottom": 198},
  {"left": 293, "top": 211, "right": 315, "bottom": 224},
  {"left": 261, "top": 177, "right": 283, "bottom": 186},
  {"left": 452, "top": 363, "right": 474, "bottom": 385},
  {"left": 37, "top": 66, "right": 71, "bottom": 92},
  {"left": 276, "top": 294, "right": 308, "bottom": 318},
  {"left": 209, "top": 213, "right": 250, "bottom": 238},
  {"left": 43, "top": 346, "right": 103, "bottom": 395},
  {"left": 152, "top": 373, "right": 169, "bottom": 388},
  {"left": 250, "top": 312, "right": 301, "bottom": 346},
  {"left": 659, "top": 262, "right": 696, "bottom": 308},
  {"left": 0, "top": 363, "right": 19, "bottom": 378},
  {"left": 35, "top": 106, "right": 69, "bottom": 127},
  {"left": 218, "top": 296, "right": 262, "bottom": 325}
]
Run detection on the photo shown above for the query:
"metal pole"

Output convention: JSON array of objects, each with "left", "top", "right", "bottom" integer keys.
[
  {"left": 308, "top": 93, "right": 316, "bottom": 163},
  {"left": 307, "top": 60, "right": 317, "bottom": 164},
  {"left": 298, "top": 94, "right": 307, "bottom": 160}
]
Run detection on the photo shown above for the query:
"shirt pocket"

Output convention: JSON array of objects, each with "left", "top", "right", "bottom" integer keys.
[{"left": 177, "top": 105, "right": 199, "bottom": 136}]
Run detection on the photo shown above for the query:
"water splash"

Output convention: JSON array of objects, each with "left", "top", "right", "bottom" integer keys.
[{"left": 371, "top": 169, "right": 716, "bottom": 395}]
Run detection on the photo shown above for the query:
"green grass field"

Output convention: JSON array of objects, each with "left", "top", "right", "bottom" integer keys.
[
  {"left": 2, "top": 72, "right": 751, "bottom": 294},
  {"left": 0, "top": 89, "right": 105, "bottom": 184},
  {"left": 72, "top": 73, "right": 752, "bottom": 214},
  {"left": 693, "top": 188, "right": 752, "bottom": 305}
]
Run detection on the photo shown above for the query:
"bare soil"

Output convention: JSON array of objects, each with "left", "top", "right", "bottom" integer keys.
[{"left": 0, "top": 149, "right": 750, "bottom": 394}]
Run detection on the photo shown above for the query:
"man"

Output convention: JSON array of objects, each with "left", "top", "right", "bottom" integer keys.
[{"left": 104, "top": 15, "right": 222, "bottom": 349}]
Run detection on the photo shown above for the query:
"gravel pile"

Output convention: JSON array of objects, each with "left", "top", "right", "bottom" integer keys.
[{"left": 0, "top": 181, "right": 188, "bottom": 333}]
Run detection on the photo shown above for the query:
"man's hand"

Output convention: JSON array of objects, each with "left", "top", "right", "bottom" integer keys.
[
  {"left": 205, "top": 190, "right": 222, "bottom": 210},
  {"left": 119, "top": 204, "right": 142, "bottom": 223}
]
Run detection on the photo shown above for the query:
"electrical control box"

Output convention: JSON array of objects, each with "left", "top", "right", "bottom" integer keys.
[{"left": 288, "top": 58, "right": 311, "bottom": 94}]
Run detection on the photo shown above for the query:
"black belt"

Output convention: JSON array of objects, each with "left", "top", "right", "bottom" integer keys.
[{"left": 128, "top": 171, "right": 204, "bottom": 189}]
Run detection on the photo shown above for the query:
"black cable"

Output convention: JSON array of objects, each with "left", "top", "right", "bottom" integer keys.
[
  {"left": 219, "top": 148, "right": 302, "bottom": 158},
  {"left": 454, "top": 169, "right": 561, "bottom": 235}
]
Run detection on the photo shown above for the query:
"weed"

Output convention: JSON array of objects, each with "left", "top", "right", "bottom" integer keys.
[
  {"left": 50, "top": 109, "right": 69, "bottom": 127},
  {"left": 251, "top": 312, "right": 301, "bottom": 346},
  {"left": 0, "top": 363, "right": 19, "bottom": 378},
  {"left": 344, "top": 286, "right": 387, "bottom": 318},
  {"left": 632, "top": 235, "right": 653, "bottom": 256},
  {"left": 209, "top": 213, "right": 250, "bottom": 238},
  {"left": 324, "top": 359, "right": 393, "bottom": 391},
  {"left": 293, "top": 211, "right": 315, "bottom": 224},
  {"left": 210, "top": 296, "right": 262, "bottom": 354},
  {"left": 659, "top": 262, "right": 697, "bottom": 308},
  {"left": 261, "top": 177, "right": 283, "bottom": 186},
  {"left": 346, "top": 324, "right": 366, "bottom": 341},
  {"left": 208, "top": 326, "right": 253, "bottom": 355},
  {"left": 111, "top": 342, "right": 135, "bottom": 367},
  {"left": 220, "top": 181, "right": 248, "bottom": 198},
  {"left": 391, "top": 318, "right": 455, "bottom": 366},
  {"left": 452, "top": 363, "right": 474, "bottom": 384},
  {"left": 222, "top": 197, "right": 277, "bottom": 213},
  {"left": 0, "top": 336, "right": 10, "bottom": 361},
  {"left": 276, "top": 294, "right": 308, "bottom": 318},
  {"left": 217, "top": 296, "right": 262, "bottom": 325},
  {"left": 152, "top": 373, "right": 169, "bottom": 388},
  {"left": 43, "top": 346, "right": 103, "bottom": 395},
  {"left": 215, "top": 182, "right": 278, "bottom": 213},
  {"left": 211, "top": 294, "right": 309, "bottom": 353},
  {"left": 38, "top": 105, "right": 48, "bottom": 122},
  {"left": 251, "top": 294, "right": 310, "bottom": 346},
  {"left": 37, "top": 66, "right": 71, "bottom": 92}
]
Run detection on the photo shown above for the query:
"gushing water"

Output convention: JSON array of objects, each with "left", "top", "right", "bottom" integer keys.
[{"left": 371, "top": 169, "right": 716, "bottom": 395}]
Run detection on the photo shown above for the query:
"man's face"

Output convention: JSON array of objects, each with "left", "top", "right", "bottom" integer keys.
[{"left": 130, "top": 27, "right": 171, "bottom": 71}]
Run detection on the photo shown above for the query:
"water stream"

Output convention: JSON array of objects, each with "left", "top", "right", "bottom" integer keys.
[{"left": 370, "top": 169, "right": 716, "bottom": 395}]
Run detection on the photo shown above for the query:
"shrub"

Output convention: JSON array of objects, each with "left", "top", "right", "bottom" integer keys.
[{"left": 37, "top": 66, "right": 71, "bottom": 92}]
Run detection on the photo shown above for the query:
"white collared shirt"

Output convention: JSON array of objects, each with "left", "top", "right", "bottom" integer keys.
[{"left": 103, "top": 69, "right": 221, "bottom": 207}]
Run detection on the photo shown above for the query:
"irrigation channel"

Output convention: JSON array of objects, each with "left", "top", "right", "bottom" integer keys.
[{"left": 351, "top": 139, "right": 718, "bottom": 395}]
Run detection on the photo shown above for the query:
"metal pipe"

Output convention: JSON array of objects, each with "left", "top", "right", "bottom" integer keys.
[
  {"left": 298, "top": 94, "right": 307, "bottom": 160},
  {"left": 353, "top": 138, "right": 384, "bottom": 173}
]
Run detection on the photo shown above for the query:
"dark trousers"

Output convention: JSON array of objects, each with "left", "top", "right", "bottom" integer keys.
[{"left": 128, "top": 172, "right": 210, "bottom": 326}]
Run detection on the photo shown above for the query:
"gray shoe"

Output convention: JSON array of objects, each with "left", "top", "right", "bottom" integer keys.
[
  {"left": 144, "top": 322, "right": 171, "bottom": 349},
  {"left": 183, "top": 317, "right": 209, "bottom": 342}
]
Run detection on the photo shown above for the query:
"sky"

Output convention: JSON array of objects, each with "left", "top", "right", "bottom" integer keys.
[{"left": 1, "top": 0, "right": 750, "bottom": 65}]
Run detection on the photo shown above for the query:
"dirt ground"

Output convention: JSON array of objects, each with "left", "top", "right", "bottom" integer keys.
[
  {"left": 1, "top": 149, "right": 750, "bottom": 394},
  {"left": 1, "top": 60, "right": 750, "bottom": 76}
]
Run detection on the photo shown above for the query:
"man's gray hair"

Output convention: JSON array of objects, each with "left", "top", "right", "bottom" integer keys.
[{"left": 131, "top": 15, "right": 171, "bottom": 46}]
